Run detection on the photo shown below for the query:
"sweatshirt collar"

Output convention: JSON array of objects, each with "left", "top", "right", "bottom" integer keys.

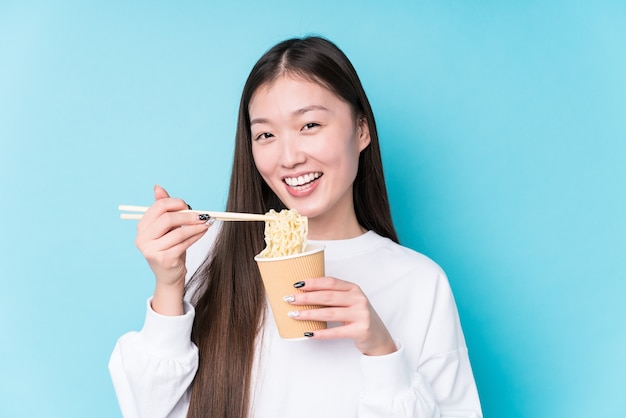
[{"left": 308, "top": 230, "right": 386, "bottom": 261}]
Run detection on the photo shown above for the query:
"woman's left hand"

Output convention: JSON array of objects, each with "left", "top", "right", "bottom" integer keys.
[{"left": 286, "top": 277, "right": 397, "bottom": 356}]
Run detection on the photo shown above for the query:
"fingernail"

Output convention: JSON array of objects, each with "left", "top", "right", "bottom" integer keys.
[
  {"left": 293, "top": 281, "right": 305, "bottom": 289},
  {"left": 187, "top": 203, "right": 193, "bottom": 210},
  {"left": 198, "top": 214, "right": 215, "bottom": 226},
  {"left": 304, "top": 332, "right": 314, "bottom": 338},
  {"left": 287, "top": 311, "right": 299, "bottom": 318},
  {"left": 282, "top": 295, "right": 295, "bottom": 303}
]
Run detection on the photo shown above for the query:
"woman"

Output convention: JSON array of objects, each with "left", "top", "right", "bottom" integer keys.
[{"left": 109, "top": 36, "right": 482, "bottom": 418}]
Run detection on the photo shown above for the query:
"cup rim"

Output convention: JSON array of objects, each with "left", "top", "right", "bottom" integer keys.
[{"left": 254, "top": 243, "right": 325, "bottom": 262}]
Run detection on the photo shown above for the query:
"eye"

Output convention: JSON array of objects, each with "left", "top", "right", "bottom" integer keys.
[
  {"left": 302, "top": 122, "right": 320, "bottom": 131},
  {"left": 254, "top": 132, "right": 274, "bottom": 141}
]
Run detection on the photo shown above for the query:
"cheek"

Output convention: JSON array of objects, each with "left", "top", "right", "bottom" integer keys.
[
  {"left": 340, "top": 137, "right": 363, "bottom": 172},
  {"left": 252, "top": 146, "right": 273, "bottom": 178}
]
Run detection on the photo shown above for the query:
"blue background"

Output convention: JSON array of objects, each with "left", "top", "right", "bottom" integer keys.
[{"left": 1, "top": 1, "right": 624, "bottom": 417}]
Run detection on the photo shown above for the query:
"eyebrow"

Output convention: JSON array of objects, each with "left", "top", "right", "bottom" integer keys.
[{"left": 250, "top": 105, "right": 331, "bottom": 126}]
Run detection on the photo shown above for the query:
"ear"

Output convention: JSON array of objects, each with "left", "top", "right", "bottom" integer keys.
[{"left": 356, "top": 116, "right": 371, "bottom": 152}]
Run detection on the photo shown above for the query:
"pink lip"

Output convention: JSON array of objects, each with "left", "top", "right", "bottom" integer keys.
[{"left": 283, "top": 175, "right": 321, "bottom": 197}]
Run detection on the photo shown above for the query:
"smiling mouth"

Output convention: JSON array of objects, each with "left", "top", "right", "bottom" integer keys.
[{"left": 284, "top": 172, "right": 322, "bottom": 189}]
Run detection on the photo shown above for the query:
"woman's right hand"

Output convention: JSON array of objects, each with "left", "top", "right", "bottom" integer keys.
[{"left": 135, "top": 185, "right": 211, "bottom": 315}]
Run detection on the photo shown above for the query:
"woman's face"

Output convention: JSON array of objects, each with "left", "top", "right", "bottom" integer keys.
[{"left": 249, "top": 75, "right": 370, "bottom": 236}]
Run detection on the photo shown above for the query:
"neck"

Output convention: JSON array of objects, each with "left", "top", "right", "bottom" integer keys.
[{"left": 307, "top": 214, "right": 366, "bottom": 240}]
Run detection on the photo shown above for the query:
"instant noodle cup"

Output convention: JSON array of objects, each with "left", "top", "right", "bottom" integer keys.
[{"left": 255, "top": 243, "right": 327, "bottom": 339}]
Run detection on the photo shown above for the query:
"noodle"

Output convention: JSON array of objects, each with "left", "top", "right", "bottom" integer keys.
[{"left": 259, "top": 209, "right": 308, "bottom": 257}]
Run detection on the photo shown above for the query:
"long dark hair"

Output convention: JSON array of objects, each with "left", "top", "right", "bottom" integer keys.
[{"left": 186, "top": 36, "right": 398, "bottom": 418}]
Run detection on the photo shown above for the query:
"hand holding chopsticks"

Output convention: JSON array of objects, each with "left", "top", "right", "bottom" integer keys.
[{"left": 118, "top": 205, "right": 275, "bottom": 222}]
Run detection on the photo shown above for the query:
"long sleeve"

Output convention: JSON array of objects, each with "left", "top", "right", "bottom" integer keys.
[
  {"left": 108, "top": 299, "right": 198, "bottom": 418},
  {"left": 356, "top": 264, "right": 482, "bottom": 418},
  {"left": 358, "top": 343, "right": 480, "bottom": 418},
  {"left": 357, "top": 342, "right": 437, "bottom": 417}
]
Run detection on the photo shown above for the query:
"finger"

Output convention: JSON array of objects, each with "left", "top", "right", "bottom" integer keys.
[
  {"left": 138, "top": 221, "right": 209, "bottom": 253},
  {"left": 146, "top": 221, "right": 209, "bottom": 250},
  {"left": 154, "top": 184, "right": 192, "bottom": 213},
  {"left": 154, "top": 184, "right": 170, "bottom": 200},
  {"left": 292, "top": 276, "right": 355, "bottom": 292},
  {"left": 143, "top": 225, "right": 210, "bottom": 265},
  {"left": 294, "top": 314, "right": 396, "bottom": 353},
  {"left": 136, "top": 183, "right": 189, "bottom": 227},
  {"left": 138, "top": 202, "right": 202, "bottom": 236},
  {"left": 299, "top": 323, "right": 361, "bottom": 340},
  {"left": 288, "top": 290, "right": 358, "bottom": 308},
  {"left": 289, "top": 306, "right": 368, "bottom": 324}
]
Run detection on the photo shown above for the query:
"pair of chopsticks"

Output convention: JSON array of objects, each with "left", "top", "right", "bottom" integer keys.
[{"left": 118, "top": 205, "right": 275, "bottom": 222}]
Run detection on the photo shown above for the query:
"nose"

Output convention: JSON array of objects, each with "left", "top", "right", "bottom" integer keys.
[{"left": 278, "top": 136, "right": 305, "bottom": 168}]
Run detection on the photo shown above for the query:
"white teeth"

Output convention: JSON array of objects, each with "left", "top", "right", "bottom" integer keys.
[{"left": 285, "top": 172, "right": 321, "bottom": 187}]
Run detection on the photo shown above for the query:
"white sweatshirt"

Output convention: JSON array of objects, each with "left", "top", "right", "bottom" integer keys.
[{"left": 109, "top": 225, "right": 482, "bottom": 418}]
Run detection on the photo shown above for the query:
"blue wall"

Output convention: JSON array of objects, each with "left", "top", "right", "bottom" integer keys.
[{"left": 1, "top": 1, "right": 624, "bottom": 417}]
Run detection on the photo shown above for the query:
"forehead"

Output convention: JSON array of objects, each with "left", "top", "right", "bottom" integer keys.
[{"left": 249, "top": 75, "right": 347, "bottom": 117}]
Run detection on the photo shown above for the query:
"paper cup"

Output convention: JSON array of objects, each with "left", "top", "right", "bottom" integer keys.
[{"left": 255, "top": 244, "right": 327, "bottom": 339}]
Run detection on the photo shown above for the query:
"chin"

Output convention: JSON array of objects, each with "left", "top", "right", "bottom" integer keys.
[{"left": 281, "top": 203, "right": 322, "bottom": 219}]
